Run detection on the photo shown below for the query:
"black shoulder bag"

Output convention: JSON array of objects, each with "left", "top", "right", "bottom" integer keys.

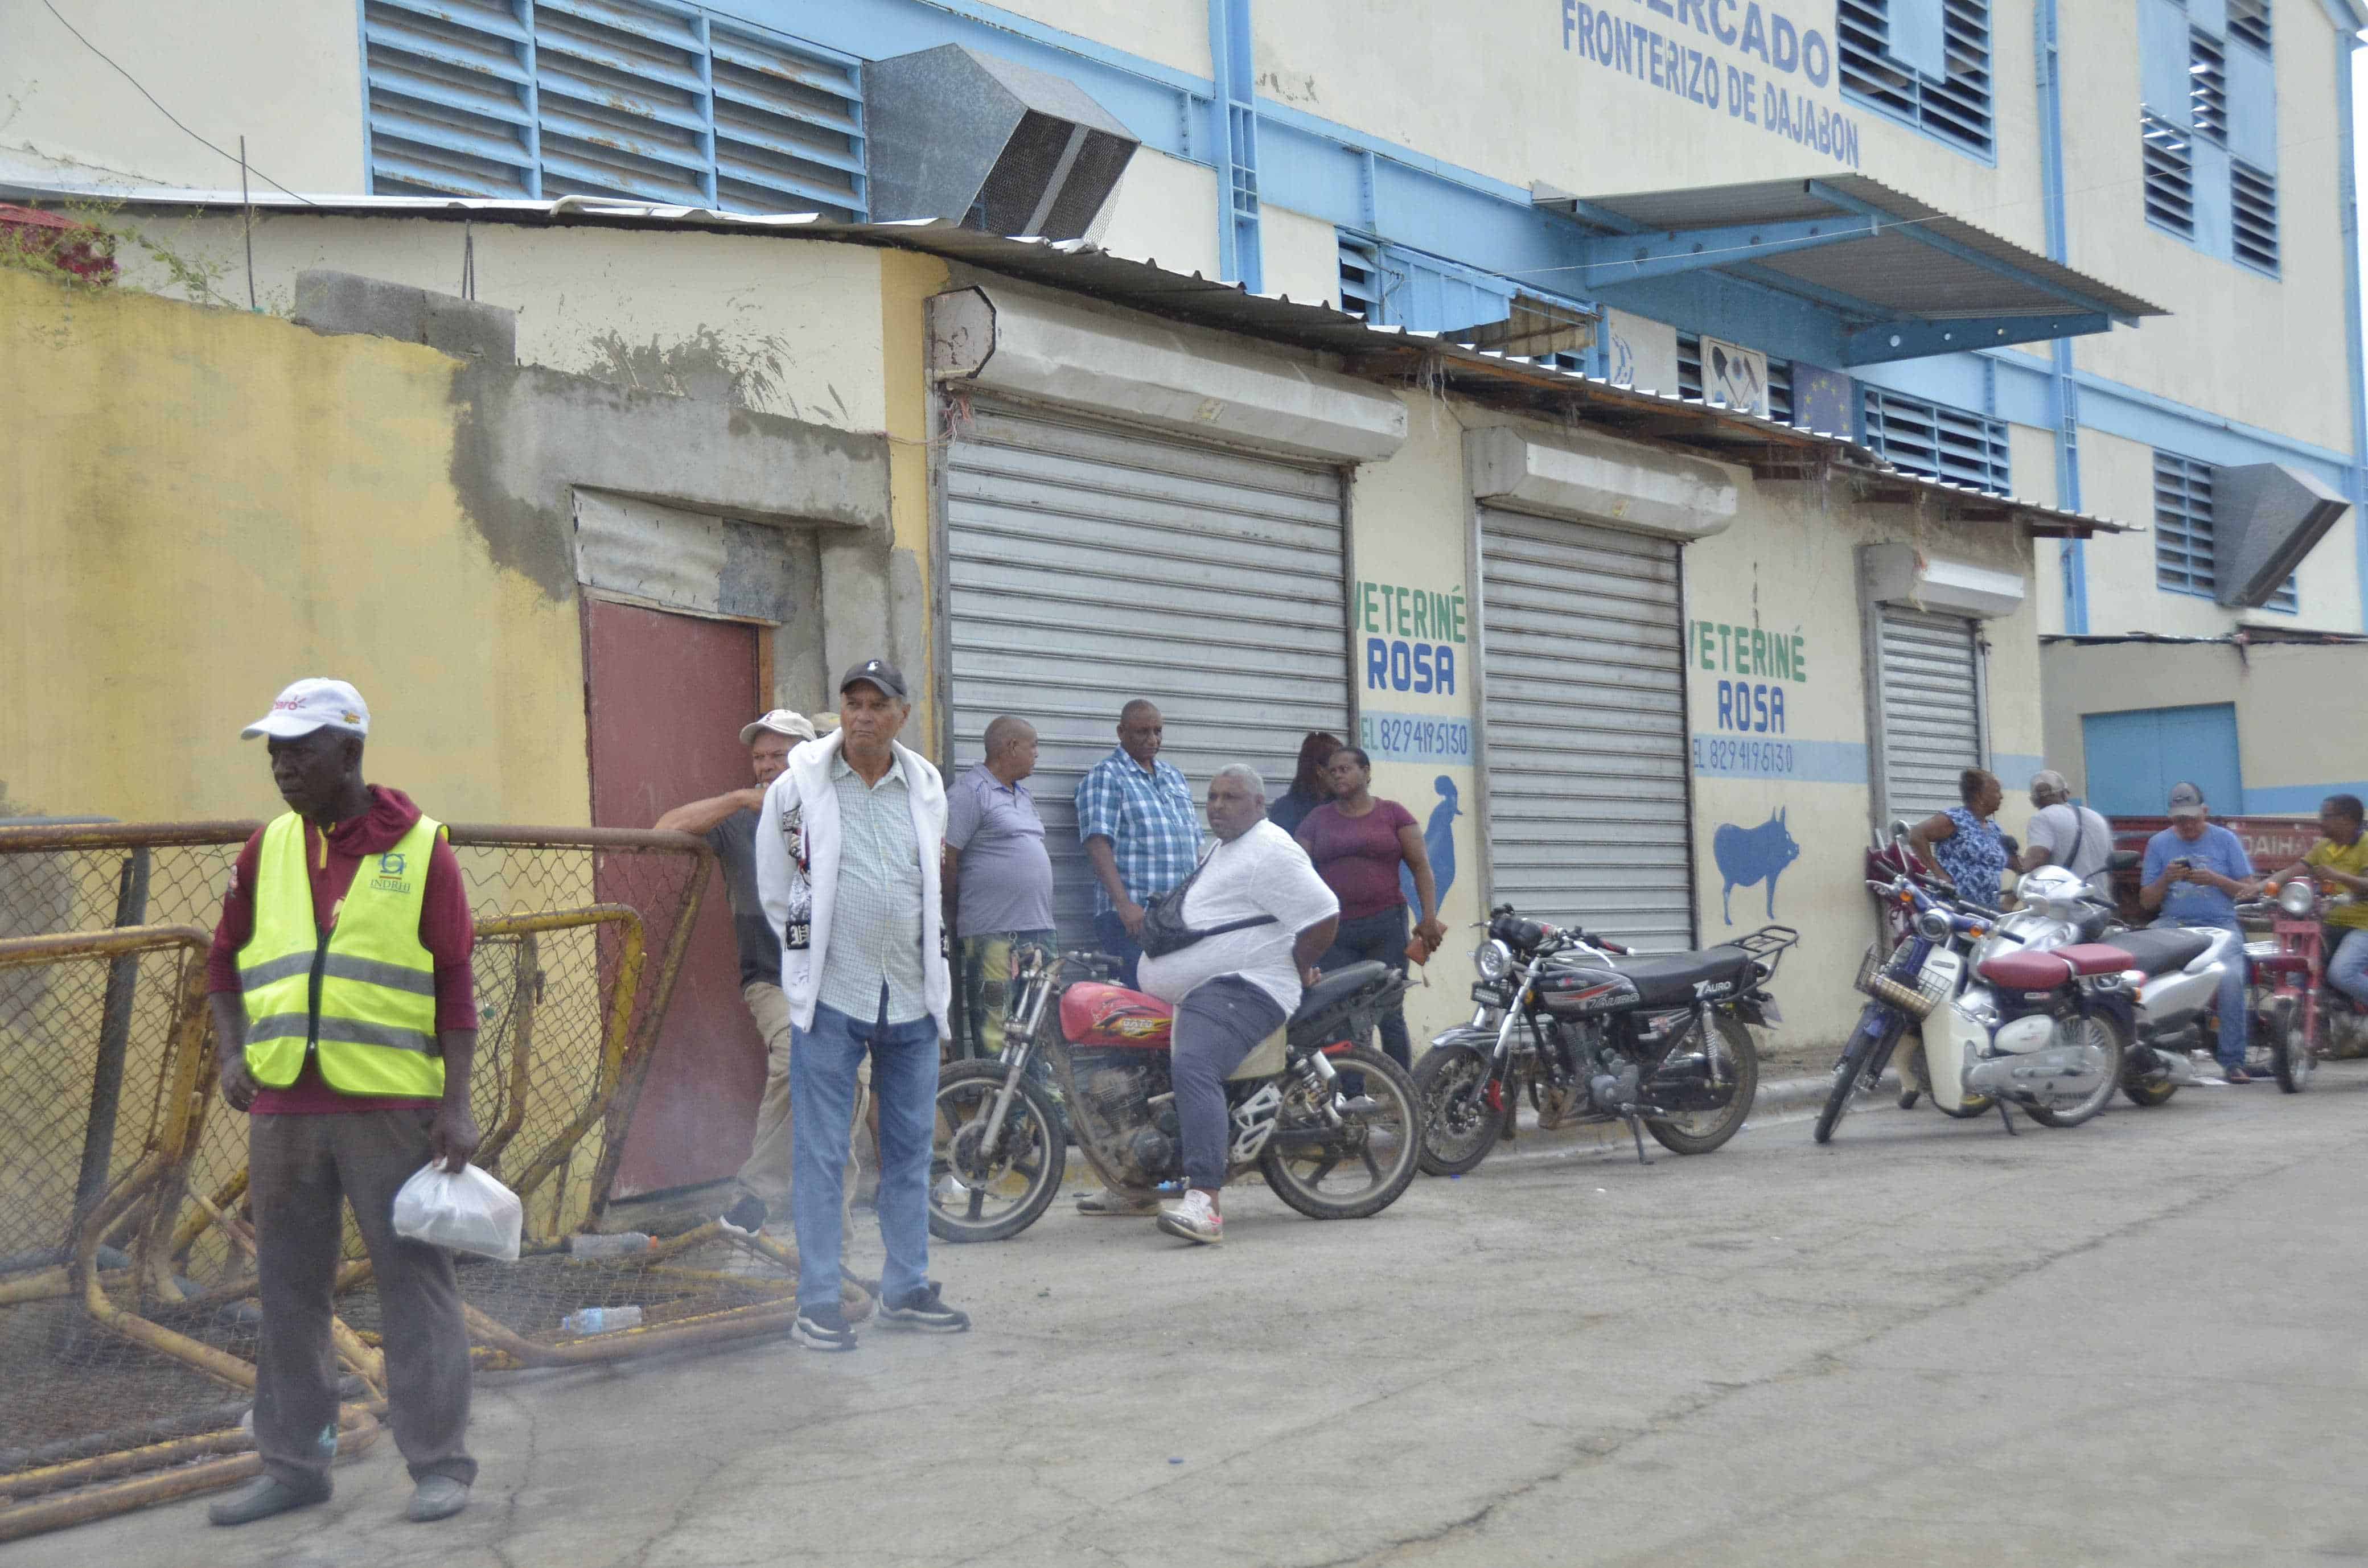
[{"left": 1137, "top": 844, "right": 1276, "bottom": 958}]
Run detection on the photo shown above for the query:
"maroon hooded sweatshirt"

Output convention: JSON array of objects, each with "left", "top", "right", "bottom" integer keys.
[{"left": 208, "top": 784, "right": 476, "bottom": 1114}]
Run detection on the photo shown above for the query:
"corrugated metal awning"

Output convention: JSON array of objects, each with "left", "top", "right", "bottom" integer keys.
[
  {"left": 1538, "top": 175, "right": 2163, "bottom": 332},
  {"left": 1, "top": 183, "right": 2136, "bottom": 537}
]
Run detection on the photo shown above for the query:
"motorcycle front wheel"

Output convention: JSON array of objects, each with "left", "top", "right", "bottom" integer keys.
[
  {"left": 1815, "top": 1008, "right": 1902, "bottom": 1145},
  {"left": 1410, "top": 1044, "right": 1499, "bottom": 1176},
  {"left": 1260, "top": 1045, "right": 1421, "bottom": 1219},
  {"left": 1645, "top": 1013, "right": 1759, "bottom": 1155},
  {"left": 928, "top": 1062, "right": 1066, "bottom": 1242},
  {"left": 2267, "top": 995, "right": 2313, "bottom": 1093},
  {"left": 2022, "top": 1013, "right": 2128, "bottom": 1127}
]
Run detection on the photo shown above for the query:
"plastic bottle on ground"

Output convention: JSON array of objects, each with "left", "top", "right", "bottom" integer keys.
[
  {"left": 560, "top": 1305, "right": 644, "bottom": 1335},
  {"left": 564, "top": 1232, "right": 652, "bottom": 1257}
]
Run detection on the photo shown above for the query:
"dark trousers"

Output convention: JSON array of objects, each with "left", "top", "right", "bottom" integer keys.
[
  {"left": 1171, "top": 976, "right": 1286, "bottom": 1190},
  {"left": 1318, "top": 905, "right": 1413, "bottom": 1069},
  {"left": 1095, "top": 909, "right": 1145, "bottom": 990},
  {"left": 249, "top": 1109, "right": 476, "bottom": 1491}
]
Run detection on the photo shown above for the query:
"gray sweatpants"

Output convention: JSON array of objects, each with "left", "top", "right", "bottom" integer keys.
[
  {"left": 1171, "top": 976, "right": 1287, "bottom": 1191},
  {"left": 248, "top": 1108, "right": 476, "bottom": 1490}
]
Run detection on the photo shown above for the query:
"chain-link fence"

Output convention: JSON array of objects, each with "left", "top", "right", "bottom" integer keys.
[{"left": 0, "top": 818, "right": 838, "bottom": 1542}]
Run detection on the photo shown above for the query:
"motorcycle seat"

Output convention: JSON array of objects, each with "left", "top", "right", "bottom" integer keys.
[
  {"left": 2096, "top": 927, "right": 2215, "bottom": 976},
  {"left": 1604, "top": 945, "right": 1754, "bottom": 1008},
  {"left": 1294, "top": 961, "right": 1391, "bottom": 1022},
  {"left": 1979, "top": 947, "right": 2122, "bottom": 989}
]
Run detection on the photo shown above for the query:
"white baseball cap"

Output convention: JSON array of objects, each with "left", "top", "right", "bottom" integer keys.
[
  {"left": 241, "top": 678, "right": 371, "bottom": 740},
  {"left": 739, "top": 708, "right": 817, "bottom": 746}
]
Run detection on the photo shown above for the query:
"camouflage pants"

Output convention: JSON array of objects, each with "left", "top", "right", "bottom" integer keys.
[{"left": 959, "top": 929, "right": 1054, "bottom": 1061}]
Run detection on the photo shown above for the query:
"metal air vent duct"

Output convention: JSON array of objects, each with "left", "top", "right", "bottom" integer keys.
[
  {"left": 864, "top": 44, "right": 1138, "bottom": 240},
  {"left": 2211, "top": 462, "right": 2352, "bottom": 610}
]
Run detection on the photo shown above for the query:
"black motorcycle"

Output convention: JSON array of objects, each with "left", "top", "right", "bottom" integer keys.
[{"left": 1411, "top": 906, "right": 1796, "bottom": 1174}]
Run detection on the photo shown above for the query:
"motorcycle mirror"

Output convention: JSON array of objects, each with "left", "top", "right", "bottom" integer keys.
[{"left": 1888, "top": 818, "right": 1913, "bottom": 845}]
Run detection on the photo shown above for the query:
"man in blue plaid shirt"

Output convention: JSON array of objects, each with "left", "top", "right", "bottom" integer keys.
[{"left": 1074, "top": 699, "right": 1202, "bottom": 991}]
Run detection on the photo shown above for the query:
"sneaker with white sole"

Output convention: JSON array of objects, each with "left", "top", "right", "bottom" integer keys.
[
  {"left": 1156, "top": 1189, "right": 1222, "bottom": 1245},
  {"left": 718, "top": 1195, "right": 767, "bottom": 1238},
  {"left": 792, "top": 1301, "right": 858, "bottom": 1352},
  {"left": 1076, "top": 1186, "right": 1160, "bottom": 1217},
  {"left": 875, "top": 1281, "right": 971, "bottom": 1333}
]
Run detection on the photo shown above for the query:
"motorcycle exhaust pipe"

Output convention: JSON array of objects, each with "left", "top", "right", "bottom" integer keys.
[{"left": 1964, "top": 1044, "right": 2106, "bottom": 1103}]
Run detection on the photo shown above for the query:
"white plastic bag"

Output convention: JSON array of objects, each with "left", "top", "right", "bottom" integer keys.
[{"left": 392, "top": 1163, "right": 522, "bottom": 1262}]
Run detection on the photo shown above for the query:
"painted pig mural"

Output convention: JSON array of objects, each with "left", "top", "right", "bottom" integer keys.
[{"left": 1713, "top": 808, "right": 1798, "bottom": 925}]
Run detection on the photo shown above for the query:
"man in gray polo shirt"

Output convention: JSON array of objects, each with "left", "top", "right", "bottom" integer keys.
[{"left": 946, "top": 715, "right": 1056, "bottom": 1060}]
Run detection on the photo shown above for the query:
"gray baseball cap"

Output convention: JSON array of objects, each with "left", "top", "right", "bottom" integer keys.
[{"left": 2166, "top": 781, "right": 2207, "bottom": 819}]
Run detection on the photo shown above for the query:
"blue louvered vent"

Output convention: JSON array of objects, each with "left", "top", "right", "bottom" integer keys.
[
  {"left": 362, "top": 0, "right": 865, "bottom": 219},
  {"left": 2189, "top": 31, "right": 2227, "bottom": 143},
  {"left": 1337, "top": 236, "right": 1383, "bottom": 321},
  {"left": 2155, "top": 450, "right": 2298, "bottom": 611},
  {"left": 1837, "top": 0, "right": 1993, "bottom": 158},
  {"left": 1861, "top": 389, "right": 2009, "bottom": 495},
  {"left": 2141, "top": 112, "right": 2194, "bottom": 238},
  {"left": 1678, "top": 332, "right": 1793, "bottom": 424},
  {"left": 2231, "top": 160, "right": 2278, "bottom": 274},
  {"left": 2227, "top": 0, "right": 2271, "bottom": 52}
]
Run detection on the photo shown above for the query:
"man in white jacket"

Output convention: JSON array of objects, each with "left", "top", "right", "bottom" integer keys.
[{"left": 757, "top": 659, "right": 968, "bottom": 1349}]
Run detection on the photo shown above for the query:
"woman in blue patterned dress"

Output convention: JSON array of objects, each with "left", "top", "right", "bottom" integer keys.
[{"left": 1907, "top": 768, "right": 2010, "bottom": 909}]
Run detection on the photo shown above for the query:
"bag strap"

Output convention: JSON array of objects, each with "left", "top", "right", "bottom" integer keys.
[{"left": 2062, "top": 806, "right": 2087, "bottom": 871}]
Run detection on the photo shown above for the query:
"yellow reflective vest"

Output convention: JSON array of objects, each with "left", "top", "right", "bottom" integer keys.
[{"left": 238, "top": 811, "right": 446, "bottom": 1098}]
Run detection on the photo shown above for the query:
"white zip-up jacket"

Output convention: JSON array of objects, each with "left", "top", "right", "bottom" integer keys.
[{"left": 755, "top": 728, "right": 951, "bottom": 1038}]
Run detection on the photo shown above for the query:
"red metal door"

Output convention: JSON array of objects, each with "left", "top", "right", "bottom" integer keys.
[{"left": 582, "top": 597, "right": 766, "bottom": 1197}]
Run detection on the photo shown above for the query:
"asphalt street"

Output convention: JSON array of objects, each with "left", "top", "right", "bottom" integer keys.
[{"left": 24, "top": 1064, "right": 2368, "bottom": 1568}]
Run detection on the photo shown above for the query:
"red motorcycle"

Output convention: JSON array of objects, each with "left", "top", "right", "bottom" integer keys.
[
  {"left": 928, "top": 946, "right": 1421, "bottom": 1242},
  {"left": 2252, "top": 874, "right": 2368, "bottom": 1088}
]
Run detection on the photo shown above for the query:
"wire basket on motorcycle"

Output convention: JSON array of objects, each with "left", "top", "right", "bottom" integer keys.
[{"left": 1853, "top": 937, "right": 1954, "bottom": 1016}]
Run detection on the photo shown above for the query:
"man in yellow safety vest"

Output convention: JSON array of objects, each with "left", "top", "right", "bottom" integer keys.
[{"left": 203, "top": 678, "right": 482, "bottom": 1528}]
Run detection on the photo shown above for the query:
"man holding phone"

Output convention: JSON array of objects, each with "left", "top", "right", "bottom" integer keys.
[{"left": 2139, "top": 782, "right": 2261, "bottom": 1082}]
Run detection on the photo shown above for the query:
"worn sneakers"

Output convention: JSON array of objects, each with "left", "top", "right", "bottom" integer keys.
[
  {"left": 717, "top": 1195, "right": 768, "bottom": 1238},
  {"left": 793, "top": 1301, "right": 858, "bottom": 1352},
  {"left": 208, "top": 1475, "right": 330, "bottom": 1526},
  {"left": 1157, "top": 1189, "right": 1223, "bottom": 1246},
  {"left": 876, "top": 1281, "right": 971, "bottom": 1333},
  {"left": 405, "top": 1475, "right": 470, "bottom": 1523},
  {"left": 1076, "top": 1186, "right": 1160, "bottom": 1217}
]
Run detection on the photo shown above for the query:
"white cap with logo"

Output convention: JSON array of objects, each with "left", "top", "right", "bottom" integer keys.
[
  {"left": 241, "top": 678, "right": 372, "bottom": 740},
  {"left": 739, "top": 709, "right": 818, "bottom": 746}
]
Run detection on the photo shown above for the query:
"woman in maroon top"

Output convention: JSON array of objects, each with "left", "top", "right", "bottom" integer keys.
[{"left": 1294, "top": 747, "right": 1449, "bottom": 1068}]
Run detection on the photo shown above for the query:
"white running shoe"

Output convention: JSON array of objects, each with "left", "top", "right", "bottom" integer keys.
[{"left": 1156, "top": 1189, "right": 1223, "bottom": 1245}]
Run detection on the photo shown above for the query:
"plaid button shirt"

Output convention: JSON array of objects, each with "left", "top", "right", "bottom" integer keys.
[{"left": 1073, "top": 750, "right": 1202, "bottom": 914}]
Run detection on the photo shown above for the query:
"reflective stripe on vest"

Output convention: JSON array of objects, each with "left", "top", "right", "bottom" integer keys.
[{"left": 238, "top": 811, "right": 445, "bottom": 1098}]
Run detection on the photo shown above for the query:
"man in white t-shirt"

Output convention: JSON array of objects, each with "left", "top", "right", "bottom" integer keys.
[
  {"left": 1137, "top": 764, "right": 1340, "bottom": 1246},
  {"left": 2021, "top": 770, "right": 2114, "bottom": 881}
]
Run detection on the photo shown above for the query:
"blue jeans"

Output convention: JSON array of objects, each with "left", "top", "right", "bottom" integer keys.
[
  {"left": 790, "top": 990, "right": 939, "bottom": 1311},
  {"left": 1317, "top": 905, "right": 1412, "bottom": 1069},
  {"left": 2328, "top": 928, "right": 2368, "bottom": 1009},
  {"left": 2166, "top": 917, "right": 2249, "bottom": 1071},
  {"left": 1094, "top": 909, "right": 1144, "bottom": 990}
]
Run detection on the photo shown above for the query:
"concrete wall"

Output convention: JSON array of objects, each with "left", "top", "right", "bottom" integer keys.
[
  {"left": 1261, "top": 203, "right": 1345, "bottom": 308},
  {"left": 0, "top": 0, "right": 364, "bottom": 193},
  {"left": 2040, "top": 639, "right": 2368, "bottom": 814},
  {"left": 1093, "top": 150, "right": 1223, "bottom": 277},
  {"left": 985, "top": 0, "right": 1212, "bottom": 77}
]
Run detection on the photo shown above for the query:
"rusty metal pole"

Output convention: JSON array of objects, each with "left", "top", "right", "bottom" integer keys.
[{"left": 75, "top": 847, "right": 151, "bottom": 1221}]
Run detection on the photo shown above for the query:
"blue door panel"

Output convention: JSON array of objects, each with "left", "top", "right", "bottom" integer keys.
[{"left": 2081, "top": 703, "right": 2243, "bottom": 816}]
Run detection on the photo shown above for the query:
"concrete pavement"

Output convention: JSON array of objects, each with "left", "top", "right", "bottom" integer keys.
[{"left": 20, "top": 1065, "right": 2367, "bottom": 1568}]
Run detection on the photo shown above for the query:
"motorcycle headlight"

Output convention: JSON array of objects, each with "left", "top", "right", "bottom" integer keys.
[
  {"left": 2279, "top": 879, "right": 2317, "bottom": 917},
  {"left": 1915, "top": 907, "right": 1954, "bottom": 942},
  {"left": 1474, "top": 939, "right": 1514, "bottom": 982}
]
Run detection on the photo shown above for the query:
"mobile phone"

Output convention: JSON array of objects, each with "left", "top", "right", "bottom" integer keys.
[{"left": 2170, "top": 857, "right": 2193, "bottom": 871}]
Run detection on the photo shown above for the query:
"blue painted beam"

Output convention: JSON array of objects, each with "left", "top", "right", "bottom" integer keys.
[
  {"left": 1806, "top": 179, "right": 2143, "bottom": 326},
  {"left": 1843, "top": 314, "right": 2112, "bottom": 366},
  {"left": 1568, "top": 215, "right": 1880, "bottom": 289}
]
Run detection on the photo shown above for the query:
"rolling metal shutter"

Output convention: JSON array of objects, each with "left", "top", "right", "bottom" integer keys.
[
  {"left": 1875, "top": 604, "right": 1985, "bottom": 822},
  {"left": 945, "top": 402, "right": 1351, "bottom": 941},
  {"left": 1478, "top": 508, "right": 1693, "bottom": 950}
]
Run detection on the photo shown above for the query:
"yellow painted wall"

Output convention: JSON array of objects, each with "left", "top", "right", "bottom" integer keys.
[
  {"left": 0, "top": 267, "right": 586, "bottom": 826},
  {"left": 880, "top": 247, "right": 954, "bottom": 745},
  {"left": 106, "top": 217, "right": 894, "bottom": 435}
]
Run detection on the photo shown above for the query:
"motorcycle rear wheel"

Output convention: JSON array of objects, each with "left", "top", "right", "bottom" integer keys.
[
  {"left": 2022, "top": 1014, "right": 2128, "bottom": 1127},
  {"left": 1644, "top": 1014, "right": 1758, "bottom": 1155},
  {"left": 1411, "top": 1044, "right": 1499, "bottom": 1176},
  {"left": 1815, "top": 1010, "right": 1900, "bottom": 1146},
  {"left": 928, "top": 1062, "right": 1066, "bottom": 1243},
  {"left": 2263, "top": 995, "right": 2312, "bottom": 1093},
  {"left": 1260, "top": 1045, "right": 1421, "bottom": 1219}
]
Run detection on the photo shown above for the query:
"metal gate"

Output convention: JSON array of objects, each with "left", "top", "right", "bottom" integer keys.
[
  {"left": 1874, "top": 604, "right": 1987, "bottom": 822},
  {"left": 1477, "top": 507, "right": 1693, "bottom": 950},
  {"left": 944, "top": 401, "right": 1351, "bottom": 940}
]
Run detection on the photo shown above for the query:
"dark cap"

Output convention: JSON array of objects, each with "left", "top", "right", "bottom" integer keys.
[
  {"left": 838, "top": 659, "right": 908, "bottom": 700},
  {"left": 2166, "top": 781, "right": 2207, "bottom": 819}
]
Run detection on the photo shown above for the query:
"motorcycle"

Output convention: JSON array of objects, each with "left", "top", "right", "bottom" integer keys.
[
  {"left": 2249, "top": 873, "right": 2368, "bottom": 1088},
  {"left": 1411, "top": 905, "right": 1796, "bottom": 1175},
  {"left": 926, "top": 946, "right": 1422, "bottom": 1242},
  {"left": 1820, "top": 846, "right": 2159, "bottom": 1141}
]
